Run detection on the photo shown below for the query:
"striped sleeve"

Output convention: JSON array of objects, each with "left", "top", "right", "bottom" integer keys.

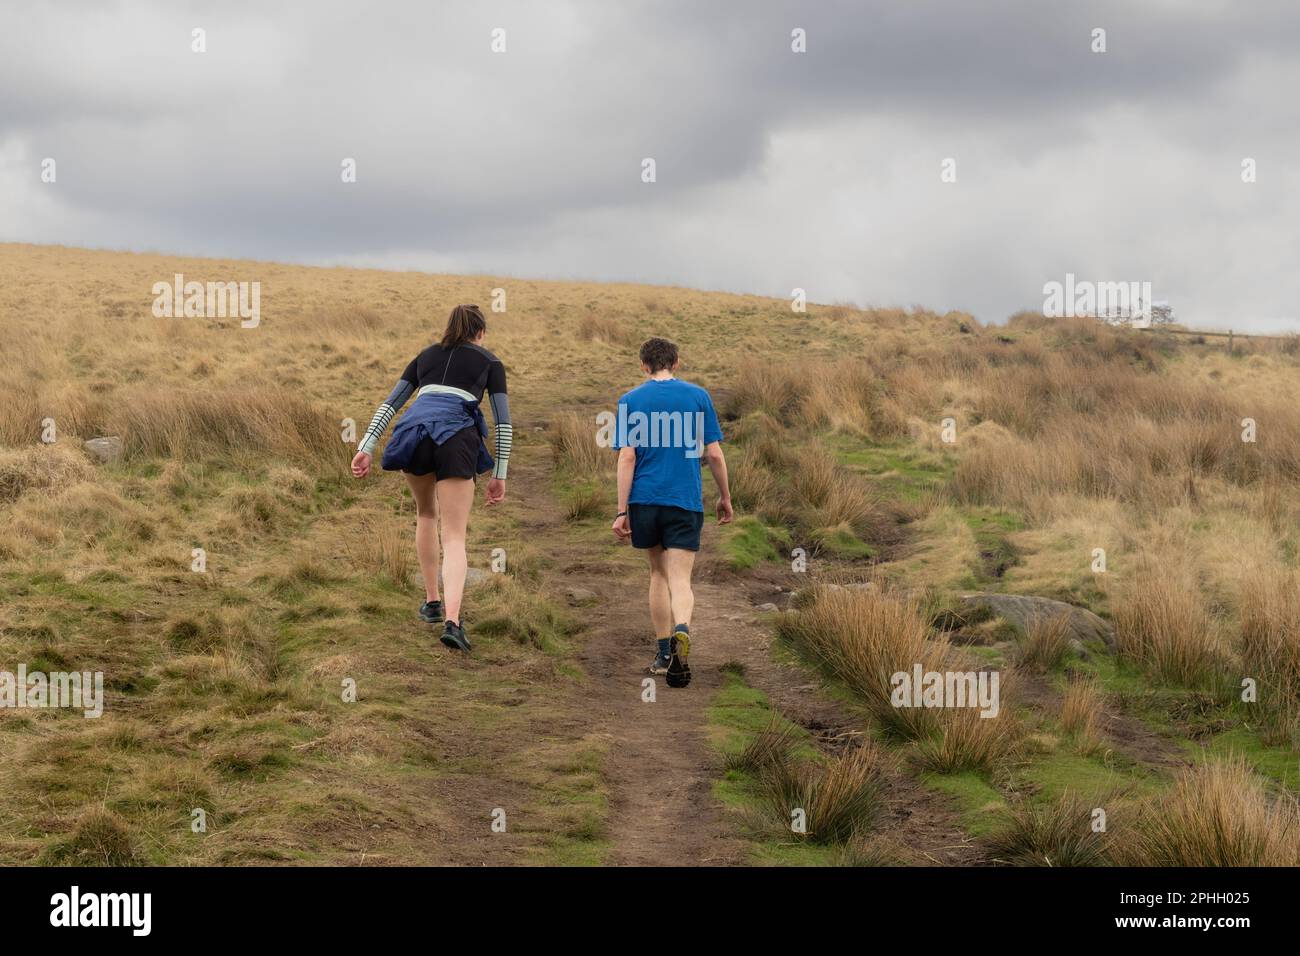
[
  {"left": 487, "top": 391, "right": 513, "bottom": 479},
  {"left": 358, "top": 378, "right": 416, "bottom": 455}
]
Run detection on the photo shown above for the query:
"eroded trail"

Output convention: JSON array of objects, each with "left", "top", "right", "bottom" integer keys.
[
  {"left": 573, "top": 567, "right": 751, "bottom": 866},
  {"left": 511, "top": 440, "right": 975, "bottom": 865},
  {"left": 568, "top": 546, "right": 980, "bottom": 865}
]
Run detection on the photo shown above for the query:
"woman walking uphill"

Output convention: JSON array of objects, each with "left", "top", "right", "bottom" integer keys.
[{"left": 350, "top": 304, "right": 512, "bottom": 652}]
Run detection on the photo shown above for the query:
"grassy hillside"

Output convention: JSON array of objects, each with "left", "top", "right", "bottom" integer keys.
[{"left": 2, "top": 242, "right": 1299, "bottom": 866}]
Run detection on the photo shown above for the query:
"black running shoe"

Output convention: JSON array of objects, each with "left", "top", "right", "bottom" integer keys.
[
  {"left": 419, "top": 600, "right": 444, "bottom": 624},
  {"left": 440, "top": 620, "right": 471, "bottom": 652},
  {"left": 665, "top": 632, "right": 691, "bottom": 688}
]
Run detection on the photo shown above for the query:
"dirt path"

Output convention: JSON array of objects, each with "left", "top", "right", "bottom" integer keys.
[
  {"left": 572, "top": 565, "right": 748, "bottom": 865},
  {"left": 506, "top": 440, "right": 975, "bottom": 866},
  {"left": 570, "top": 543, "right": 979, "bottom": 865}
]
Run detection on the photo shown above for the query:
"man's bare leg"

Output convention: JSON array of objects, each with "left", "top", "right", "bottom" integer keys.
[
  {"left": 646, "top": 545, "right": 673, "bottom": 637},
  {"left": 662, "top": 547, "right": 696, "bottom": 629}
]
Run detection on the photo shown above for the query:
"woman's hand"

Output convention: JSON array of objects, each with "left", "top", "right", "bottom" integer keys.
[
  {"left": 350, "top": 450, "right": 372, "bottom": 478},
  {"left": 485, "top": 477, "right": 506, "bottom": 505}
]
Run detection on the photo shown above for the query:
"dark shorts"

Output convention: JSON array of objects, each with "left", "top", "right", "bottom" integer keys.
[
  {"left": 403, "top": 425, "right": 480, "bottom": 481},
  {"left": 628, "top": 504, "right": 704, "bottom": 551}
]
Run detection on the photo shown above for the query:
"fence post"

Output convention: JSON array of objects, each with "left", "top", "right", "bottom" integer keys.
[{"left": 1228, "top": 330, "right": 1234, "bottom": 354}]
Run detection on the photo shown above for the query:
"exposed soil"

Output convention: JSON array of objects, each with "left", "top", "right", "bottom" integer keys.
[
  {"left": 568, "top": 530, "right": 979, "bottom": 865},
  {"left": 1014, "top": 670, "right": 1190, "bottom": 773}
]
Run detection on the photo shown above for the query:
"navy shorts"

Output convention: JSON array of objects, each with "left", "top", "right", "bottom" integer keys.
[
  {"left": 403, "top": 425, "right": 481, "bottom": 481},
  {"left": 628, "top": 504, "right": 704, "bottom": 551}
]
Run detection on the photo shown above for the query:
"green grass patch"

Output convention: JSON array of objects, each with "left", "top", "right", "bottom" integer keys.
[
  {"left": 1014, "top": 749, "right": 1163, "bottom": 804},
  {"left": 1188, "top": 727, "right": 1300, "bottom": 791},
  {"left": 920, "top": 770, "right": 1007, "bottom": 836},
  {"left": 828, "top": 436, "right": 953, "bottom": 502},
  {"left": 811, "top": 525, "right": 875, "bottom": 560},
  {"left": 722, "top": 516, "right": 791, "bottom": 570},
  {"left": 706, "top": 667, "right": 837, "bottom": 865}
]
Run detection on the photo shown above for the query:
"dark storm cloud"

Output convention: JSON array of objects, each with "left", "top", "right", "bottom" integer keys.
[{"left": 1, "top": 0, "right": 1297, "bottom": 326}]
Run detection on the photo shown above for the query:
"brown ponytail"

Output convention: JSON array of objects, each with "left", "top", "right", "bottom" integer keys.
[{"left": 440, "top": 304, "right": 487, "bottom": 349}]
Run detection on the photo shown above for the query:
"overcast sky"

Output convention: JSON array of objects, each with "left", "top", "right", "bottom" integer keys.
[{"left": 2, "top": 0, "right": 1297, "bottom": 330}]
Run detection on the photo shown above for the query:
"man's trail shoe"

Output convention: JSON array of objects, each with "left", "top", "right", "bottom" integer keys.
[
  {"left": 419, "top": 600, "right": 444, "bottom": 624},
  {"left": 665, "top": 633, "right": 691, "bottom": 688},
  {"left": 440, "top": 620, "right": 471, "bottom": 652},
  {"left": 648, "top": 654, "right": 671, "bottom": 676}
]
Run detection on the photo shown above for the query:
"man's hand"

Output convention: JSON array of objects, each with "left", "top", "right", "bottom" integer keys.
[
  {"left": 612, "top": 513, "right": 632, "bottom": 542},
  {"left": 716, "top": 496, "right": 734, "bottom": 524},
  {"left": 350, "top": 450, "right": 372, "bottom": 479},
  {"left": 485, "top": 478, "right": 506, "bottom": 505}
]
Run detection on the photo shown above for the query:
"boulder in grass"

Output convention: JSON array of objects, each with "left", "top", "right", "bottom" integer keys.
[
  {"left": 83, "top": 436, "right": 124, "bottom": 465},
  {"left": 565, "top": 586, "right": 599, "bottom": 606},
  {"left": 955, "top": 592, "right": 1115, "bottom": 650}
]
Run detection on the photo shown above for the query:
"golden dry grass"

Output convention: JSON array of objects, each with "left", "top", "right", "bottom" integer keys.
[
  {"left": 1110, "top": 556, "right": 1229, "bottom": 689},
  {"left": 1016, "top": 612, "right": 1073, "bottom": 672},
  {"left": 1122, "top": 758, "right": 1300, "bottom": 866},
  {"left": 1059, "top": 674, "right": 1104, "bottom": 753},
  {"left": 1240, "top": 569, "right": 1300, "bottom": 743},
  {"left": 778, "top": 586, "right": 1020, "bottom": 770},
  {"left": 4, "top": 242, "right": 1299, "bottom": 868},
  {"left": 760, "top": 742, "right": 891, "bottom": 845}
]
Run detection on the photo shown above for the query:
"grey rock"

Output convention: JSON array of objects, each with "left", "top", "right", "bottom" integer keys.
[
  {"left": 958, "top": 592, "right": 1115, "bottom": 650},
  {"left": 755, "top": 603, "right": 779, "bottom": 613},
  {"left": 565, "top": 586, "right": 599, "bottom": 605},
  {"left": 83, "top": 436, "right": 123, "bottom": 464},
  {"left": 792, "top": 580, "right": 879, "bottom": 606}
]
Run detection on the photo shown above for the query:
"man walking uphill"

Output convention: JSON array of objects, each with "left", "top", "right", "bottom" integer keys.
[{"left": 611, "top": 337, "right": 733, "bottom": 688}]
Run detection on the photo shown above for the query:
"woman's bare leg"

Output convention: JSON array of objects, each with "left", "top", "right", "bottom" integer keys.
[
  {"left": 403, "top": 472, "right": 440, "bottom": 602},
  {"left": 435, "top": 477, "right": 475, "bottom": 625}
]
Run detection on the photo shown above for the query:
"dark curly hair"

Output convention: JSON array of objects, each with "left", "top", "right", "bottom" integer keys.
[{"left": 639, "top": 337, "right": 679, "bottom": 373}]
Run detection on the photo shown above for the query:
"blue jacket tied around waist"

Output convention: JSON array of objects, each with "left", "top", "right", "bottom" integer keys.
[{"left": 380, "top": 393, "right": 495, "bottom": 474}]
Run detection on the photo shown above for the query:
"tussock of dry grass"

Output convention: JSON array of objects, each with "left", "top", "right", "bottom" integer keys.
[
  {"left": 1122, "top": 758, "right": 1300, "bottom": 866},
  {"left": 1016, "top": 612, "right": 1073, "bottom": 672},
  {"left": 548, "top": 411, "right": 611, "bottom": 479},
  {"left": 728, "top": 446, "right": 780, "bottom": 515},
  {"left": 779, "top": 586, "right": 1020, "bottom": 768},
  {"left": 577, "top": 313, "right": 639, "bottom": 347},
  {"left": 792, "top": 450, "right": 888, "bottom": 538},
  {"left": 914, "top": 704, "right": 1020, "bottom": 775},
  {"left": 345, "top": 517, "right": 412, "bottom": 588},
  {"left": 0, "top": 444, "right": 95, "bottom": 503},
  {"left": 1060, "top": 674, "right": 1104, "bottom": 753},
  {"left": 1239, "top": 569, "right": 1300, "bottom": 743},
  {"left": 113, "top": 388, "right": 343, "bottom": 467},
  {"left": 760, "top": 743, "right": 890, "bottom": 845},
  {"left": 778, "top": 585, "right": 948, "bottom": 738},
  {"left": 724, "top": 712, "right": 800, "bottom": 774},
  {"left": 1111, "top": 556, "right": 1228, "bottom": 689},
  {"left": 42, "top": 807, "right": 136, "bottom": 866},
  {"left": 987, "top": 791, "right": 1112, "bottom": 867}
]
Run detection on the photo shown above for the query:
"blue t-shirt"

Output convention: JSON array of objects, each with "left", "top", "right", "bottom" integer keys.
[{"left": 612, "top": 378, "right": 724, "bottom": 513}]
